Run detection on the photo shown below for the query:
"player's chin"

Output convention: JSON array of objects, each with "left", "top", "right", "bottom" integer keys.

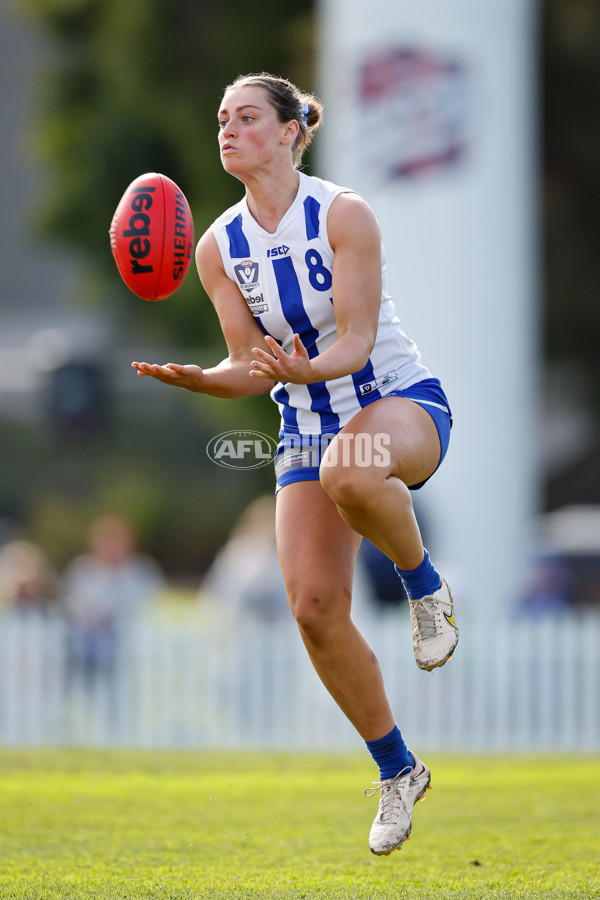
[{"left": 220, "top": 155, "right": 246, "bottom": 176}]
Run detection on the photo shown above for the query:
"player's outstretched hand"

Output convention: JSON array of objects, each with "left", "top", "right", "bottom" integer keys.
[
  {"left": 131, "top": 361, "right": 205, "bottom": 392},
  {"left": 250, "top": 334, "right": 312, "bottom": 384}
]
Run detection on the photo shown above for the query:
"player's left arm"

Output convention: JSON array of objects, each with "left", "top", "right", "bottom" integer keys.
[{"left": 250, "top": 193, "right": 381, "bottom": 385}]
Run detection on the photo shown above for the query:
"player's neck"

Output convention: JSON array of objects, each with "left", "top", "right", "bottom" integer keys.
[{"left": 244, "top": 170, "right": 300, "bottom": 234}]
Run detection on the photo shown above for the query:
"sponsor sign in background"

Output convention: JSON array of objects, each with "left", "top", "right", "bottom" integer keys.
[{"left": 317, "top": 0, "right": 539, "bottom": 617}]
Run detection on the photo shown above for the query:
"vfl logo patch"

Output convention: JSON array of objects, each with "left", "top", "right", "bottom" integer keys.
[
  {"left": 234, "top": 258, "right": 260, "bottom": 293},
  {"left": 359, "top": 370, "right": 399, "bottom": 396},
  {"left": 234, "top": 257, "right": 270, "bottom": 317}
]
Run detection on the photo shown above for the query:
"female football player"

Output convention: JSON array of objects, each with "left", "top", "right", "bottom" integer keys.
[{"left": 132, "top": 73, "right": 458, "bottom": 855}]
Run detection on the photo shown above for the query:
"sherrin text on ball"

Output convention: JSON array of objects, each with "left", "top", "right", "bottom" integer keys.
[{"left": 109, "top": 172, "right": 194, "bottom": 301}]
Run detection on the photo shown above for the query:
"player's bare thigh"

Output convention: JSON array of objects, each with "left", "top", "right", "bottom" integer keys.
[
  {"left": 322, "top": 396, "right": 441, "bottom": 490},
  {"left": 275, "top": 480, "right": 362, "bottom": 622}
]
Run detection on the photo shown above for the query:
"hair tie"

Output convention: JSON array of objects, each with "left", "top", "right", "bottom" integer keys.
[{"left": 301, "top": 100, "right": 310, "bottom": 124}]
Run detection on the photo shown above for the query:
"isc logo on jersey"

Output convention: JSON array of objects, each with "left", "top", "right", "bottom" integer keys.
[{"left": 234, "top": 257, "right": 270, "bottom": 316}]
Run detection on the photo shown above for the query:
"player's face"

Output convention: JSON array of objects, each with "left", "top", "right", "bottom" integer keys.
[{"left": 217, "top": 85, "right": 294, "bottom": 177}]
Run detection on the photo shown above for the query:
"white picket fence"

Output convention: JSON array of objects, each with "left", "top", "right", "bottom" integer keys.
[{"left": 0, "top": 609, "right": 598, "bottom": 752}]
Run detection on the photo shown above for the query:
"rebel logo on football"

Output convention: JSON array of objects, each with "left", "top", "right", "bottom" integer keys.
[{"left": 122, "top": 185, "right": 156, "bottom": 275}]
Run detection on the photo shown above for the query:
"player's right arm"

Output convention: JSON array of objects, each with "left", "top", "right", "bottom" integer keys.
[{"left": 131, "top": 230, "right": 275, "bottom": 398}]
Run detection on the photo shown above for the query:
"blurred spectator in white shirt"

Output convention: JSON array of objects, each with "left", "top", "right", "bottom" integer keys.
[{"left": 61, "top": 513, "right": 165, "bottom": 682}]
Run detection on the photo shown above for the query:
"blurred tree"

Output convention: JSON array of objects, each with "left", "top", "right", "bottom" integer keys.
[
  {"left": 20, "top": 0, "right": 316, "bottom": 347},
  {"left": 21, "top": 0, "right": 600, "bottom": 416},
  {"left": 543, "top": 0, "right": 600, "bottom": 416},
  {"left": 10, "top": 0, "right": 315, "bottom": 575}
]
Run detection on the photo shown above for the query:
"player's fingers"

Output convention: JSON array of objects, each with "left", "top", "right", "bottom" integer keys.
[
  {"left": 143, "top": 364, "right": 178, "bottom": 380},
  {"left": 293, "top": 334, "right": 308, "bottom": 355},
  {"left": 250, "top": 356, "right": 275, "bottom": 372},
  {"left": 131, "top": 361, "right": 154, "bottom": 376},
  {"left": 263, "top": 335, "right": 284, "bottom": 357},
  {"left": 252, "top": 345, "right": 278, "bottom": 362}
]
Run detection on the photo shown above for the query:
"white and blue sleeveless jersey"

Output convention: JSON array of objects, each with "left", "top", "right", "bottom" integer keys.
[{"left": 210, "top": 172, "right": 431, "bottom": 435}]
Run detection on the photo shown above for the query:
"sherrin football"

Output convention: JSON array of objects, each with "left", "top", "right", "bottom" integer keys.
[{"left": 109, "top": 172, "right": 194, "bottom": 301}]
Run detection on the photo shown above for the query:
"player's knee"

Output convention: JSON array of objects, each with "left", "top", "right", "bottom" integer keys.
[
  {"left": 289, "top": 589, "right": 346, "bottom": 646},
  {"left": 319, "top": 462, "right": 379, "bottom": 515}
]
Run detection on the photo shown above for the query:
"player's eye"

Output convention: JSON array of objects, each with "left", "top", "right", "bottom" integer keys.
[
  {"left": 242, "top": 116, "right": 254, "bottom": 123},
  {"left": 218, "top": 119, "right": 227, "bottom": 128}
]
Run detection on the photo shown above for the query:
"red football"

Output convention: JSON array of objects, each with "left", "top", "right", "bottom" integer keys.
[{"left": 109, "top": 172, "right": 194, "bottom": 301}]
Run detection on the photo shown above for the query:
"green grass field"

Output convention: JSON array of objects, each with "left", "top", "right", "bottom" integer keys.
[{"left": 0, "top": 751, "right": 598, "bottom": 899}]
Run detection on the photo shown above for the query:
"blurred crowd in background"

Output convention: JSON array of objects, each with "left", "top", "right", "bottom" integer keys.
[
  {"left": 2, "top": 0, "right": 600, "bottom": 628},
  {"left": 3, "top": 493, "right": 600, "bottom": 659},
  {"left": 0, "top": 514, "right": 165, "bottom": 686}
]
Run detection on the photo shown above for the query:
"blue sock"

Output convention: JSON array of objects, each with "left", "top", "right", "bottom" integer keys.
[
  {"left": 365, "top": 725, "right": 414, "bottom": 780},
  {"left": 395, "top": 549, "right": 441, "bottom": 600}
]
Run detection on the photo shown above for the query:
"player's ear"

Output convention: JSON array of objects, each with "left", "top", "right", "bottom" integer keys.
[{"left": 281, "top": 119, "right": 299, "bottom": 146}]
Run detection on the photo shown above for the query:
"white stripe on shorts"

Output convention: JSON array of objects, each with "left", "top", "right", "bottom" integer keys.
[{"left": 410, "top": 398, "right": 450, "bottom": 414}]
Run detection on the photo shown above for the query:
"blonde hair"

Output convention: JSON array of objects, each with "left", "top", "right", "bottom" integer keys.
[{"left": 224, "top": 73, "right": 323, "bottom": 168}]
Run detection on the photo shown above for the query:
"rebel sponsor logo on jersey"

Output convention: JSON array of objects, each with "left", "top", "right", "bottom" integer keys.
[
  {"left": 234, "top": 257, "right": 270, "bottom": 316},
  {"left": 244, "top": 294, "right": 269, "bottom": 316},
  {"left": 358, "top": 370, "right": 399, "bottom": 395}
]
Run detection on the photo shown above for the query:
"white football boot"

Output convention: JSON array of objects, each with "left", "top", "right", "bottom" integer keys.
[
  {"left": 366, "top": 753, "right": 432, "bottom": 855},
  {"left": 408, "top": 578, "right": 458, "bottom": 671}
]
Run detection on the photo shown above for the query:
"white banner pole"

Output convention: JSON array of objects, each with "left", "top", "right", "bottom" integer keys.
[{"left": 317, "top": 0, "right": 540, "bottom": 619}]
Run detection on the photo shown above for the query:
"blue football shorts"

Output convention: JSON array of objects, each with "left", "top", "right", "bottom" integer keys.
[{"left": 274, "top": 377, "right": 452, "bottom": 493}]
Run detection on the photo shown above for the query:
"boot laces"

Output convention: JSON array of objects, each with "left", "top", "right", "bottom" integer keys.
[
  {"left": 364, "top": 765, "right": 412, "bottom": 821},
  {"left": 411, "top": 597, "right": 439, "bottom": 642}
]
